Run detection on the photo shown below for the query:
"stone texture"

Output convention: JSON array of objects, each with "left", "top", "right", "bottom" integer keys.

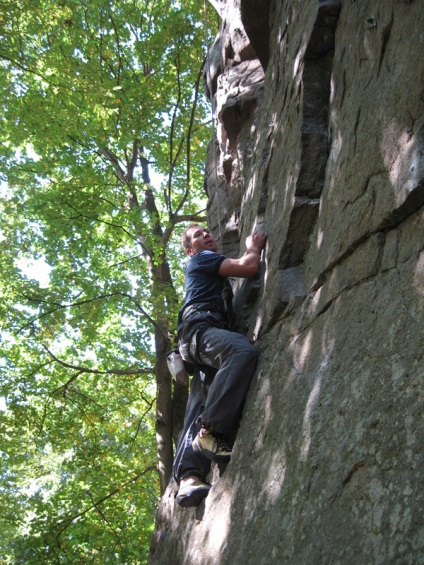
[
  {"left": 240, "top": 0, "right": 271, "bottom": 69},
  {"left": 203, "top": 0, "right": 265, "bottom": 252},
  {"left": 149, "top": 0, "right": 424, "bottom": 563}
]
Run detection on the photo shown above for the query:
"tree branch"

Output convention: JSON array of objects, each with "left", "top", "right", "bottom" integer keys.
[
  {"left": 108, "top": 13, "right": 123, "bottom": 86},
  {"left": 100, "top": 147, "right": 128, "bottom": 184},
  {"left": 127, "top": 139, "right": 139, "bottom": 181},
  {"left": 17, "top": 291, "right": 161, "bottom": 336},
  {"left": 0, "top": 53, "right": 78, "bottom": 91},
  {"left": 173, "top": 58, "right": 206, "bottom": 218},
  {"left": 63, "top": 200, "right": 139, "bottom": 242},
  {"left": 166, "top": 54, "right": 183, "bottom": 214},
  {"left": 42, "top": 343, "right": 154, "bottom": 380},
  {"left": 54, "top": 467, "right": 156, "bottom": 538},
  {"left": 162, "top": 212, "right": 208, "bottom": 248},
  {"left": 124, "top": 397, "right": 156, "bottom": 458}
]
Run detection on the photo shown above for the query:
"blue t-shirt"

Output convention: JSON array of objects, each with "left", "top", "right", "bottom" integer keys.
[{"left": 184, "top": 250, "right": 226, "bottom": 308}]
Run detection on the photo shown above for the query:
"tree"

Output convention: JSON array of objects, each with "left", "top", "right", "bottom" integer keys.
[{"left": 0, "top": 0, "right": 218, "bottom": 561}]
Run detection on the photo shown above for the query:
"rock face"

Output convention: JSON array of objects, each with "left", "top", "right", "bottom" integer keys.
[{"left": 149, "top": 0, "right": 424, "bottom": 563}]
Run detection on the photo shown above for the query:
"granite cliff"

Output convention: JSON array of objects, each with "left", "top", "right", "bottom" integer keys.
[{"left": 149, "top": 1, "right": 424, "bottom": 563}]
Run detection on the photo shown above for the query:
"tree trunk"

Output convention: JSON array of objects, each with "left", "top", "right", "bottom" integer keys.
[
  {"left": 154, "top": 319, "right": 174, "bottom": 494},
  {"left": 106, "top": 146, "right": 189, "bottom": 494},
  {"left": 153, "top": 263, "right": 188, "bottom": 493}
]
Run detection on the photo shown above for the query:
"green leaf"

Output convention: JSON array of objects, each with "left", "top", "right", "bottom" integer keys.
[{"left": 0, "top": 0, "right": 214, "bottom": 560}]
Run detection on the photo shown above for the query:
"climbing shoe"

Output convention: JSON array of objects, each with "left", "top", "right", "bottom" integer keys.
[
  {"left": 176, "top": 476, "right": 211, "bottom": 508},
  {"left": 192, "top": 428, "right": 232, "bottom": 462}
]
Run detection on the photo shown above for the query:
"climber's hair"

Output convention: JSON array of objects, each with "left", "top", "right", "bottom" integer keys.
[{"left": 181, "top": 224, "right": 204, "bottom": 250}]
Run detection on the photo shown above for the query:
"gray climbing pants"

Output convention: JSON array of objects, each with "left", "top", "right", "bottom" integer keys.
[{"left": 173, "top": 326, "right": 258, "bottom": 483}]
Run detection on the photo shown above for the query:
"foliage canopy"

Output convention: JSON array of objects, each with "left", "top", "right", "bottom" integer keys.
[{"left": 0, "top": 0, "right": 218, "bottom": 561}]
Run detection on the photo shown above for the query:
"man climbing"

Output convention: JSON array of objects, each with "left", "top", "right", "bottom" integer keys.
[{"left": 173, "top": 224, "right": 267, "bottom": 507}]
